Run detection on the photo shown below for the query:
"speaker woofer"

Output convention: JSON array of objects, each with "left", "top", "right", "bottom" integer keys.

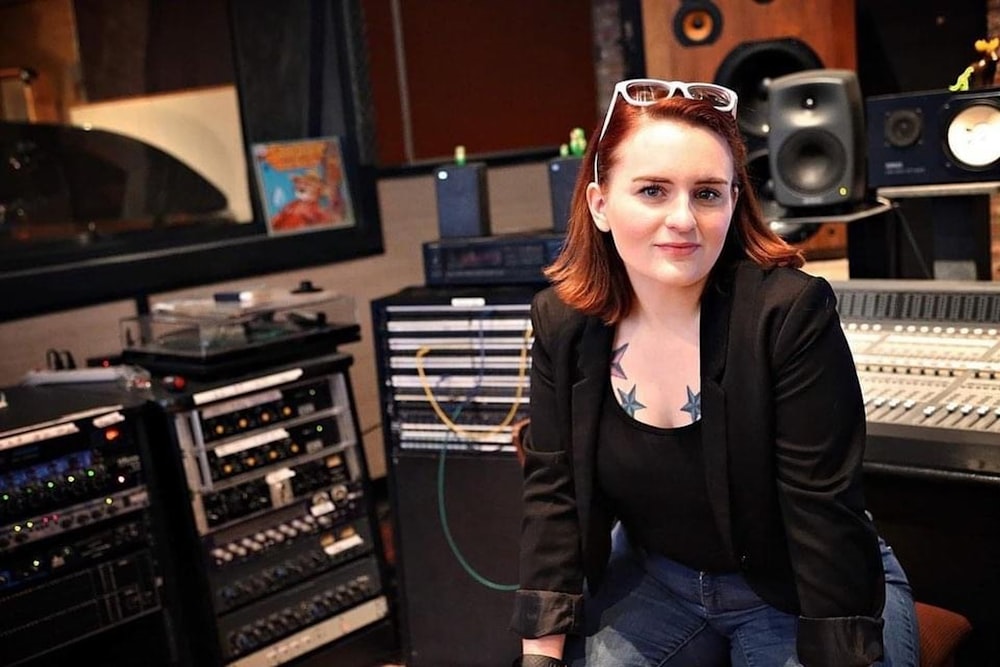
[
  {"left": 944, "top": 101, "right": 1000, "bottom": 169},
  {"left": 775, "top": 129, "right": 846, "bottom": 195}
]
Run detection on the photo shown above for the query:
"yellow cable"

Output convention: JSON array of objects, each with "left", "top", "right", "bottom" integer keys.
[{"left": 414, "top": 323, "right": 532, "bottom": 441}]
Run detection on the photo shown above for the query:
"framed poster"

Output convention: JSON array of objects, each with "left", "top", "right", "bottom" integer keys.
[{"left": 252, "top": 136, "right": 356, "bottom": 235}]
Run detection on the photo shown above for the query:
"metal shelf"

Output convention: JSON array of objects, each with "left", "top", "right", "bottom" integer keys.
[
  {"left": 876, "top": 181, "right": 1000, "bottom": 198},
  {"left": 769, "top": 197, "right": 893, "bottom": 225}
]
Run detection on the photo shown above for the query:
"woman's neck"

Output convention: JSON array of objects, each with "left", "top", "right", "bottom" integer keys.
[{"left": 628, "top": 280, "right": 705, "bottom": 330}]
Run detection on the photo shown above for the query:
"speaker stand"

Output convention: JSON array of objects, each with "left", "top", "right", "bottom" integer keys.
[{"left": 769, "top": 196, "right": 893, "bottom": 225}]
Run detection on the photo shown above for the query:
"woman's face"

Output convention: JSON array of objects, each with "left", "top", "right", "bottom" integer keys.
[{"left": 587, "top": 118, "right": 737, "bottom": 297}]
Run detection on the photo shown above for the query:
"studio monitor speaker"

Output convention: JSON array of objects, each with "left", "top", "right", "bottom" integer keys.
[
  {"left": 866, "top": 87, "right": 1000, "bottom": 189},
  {"left": 435, "top": 161, "right": 492, "bottom": 238},
  {"left": 548, "top": 156, "right": 582, "bottom": 233},
  {"left": 767, "top": 69, "right": 866, "bottom": 209},
  {"left": 640, "top": 0, "right": 857, "bottom": 254}
]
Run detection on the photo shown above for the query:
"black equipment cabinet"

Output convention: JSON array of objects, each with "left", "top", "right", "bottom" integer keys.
[
  {"left": 142, "top": 352, "right": 394, "bottom": 667},
  {"left": 371, "top": 284, "right": 540, "bottom": 667},
  {"left": 0, "top": 385, "right": 175, "bottom": 666}
]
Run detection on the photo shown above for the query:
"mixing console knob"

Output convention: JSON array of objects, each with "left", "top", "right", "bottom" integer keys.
[
  {"left": 923, "top": 406, "right": 936, "bottom": 417},
  {"left": 214, "top": 549, "right": 234, "bottom": 564},
  {"left": 230, "top": 631, "right": 251, "bottom": 653},
  {"left": 251, "top": 622, "right": 271, "bottom": 643},
  {"left": 903, "top": 400, "right": 916, "bottom": 410},
  {"left": 303, "top": 600, "right": 323, "bottom": 621},
  {"left": 888, "top": 399, "right": 900, "bottom": 409},
  {"left": 960, "top": 404, "right": 974, "bottom": 415},
  {"left": 945, "top": 403, "right": 958, "bottom": 413},
  {"left": 978, "top": 406, "right": 991, "bottom": 416}
]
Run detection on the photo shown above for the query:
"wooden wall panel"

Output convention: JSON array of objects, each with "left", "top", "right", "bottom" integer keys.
[{"left": 640, "top": 0, "right": 856, "bottom": 81}]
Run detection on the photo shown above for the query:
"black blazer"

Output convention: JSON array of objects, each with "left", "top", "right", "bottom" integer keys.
[{"left": 512, "top": 261, "right": 885, "bottom": 667}]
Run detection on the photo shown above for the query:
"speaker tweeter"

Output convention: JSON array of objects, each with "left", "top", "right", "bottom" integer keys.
[{"left": 672, "top": 0, "right": 723, "bottom": 47}]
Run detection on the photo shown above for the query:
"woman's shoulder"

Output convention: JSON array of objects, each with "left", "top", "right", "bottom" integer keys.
[
  {"left": 531, "top": 286, "right": 592, "bottom": 339},
  {"left": 736, "top": 261, "right": 835, "bottom": 304}
]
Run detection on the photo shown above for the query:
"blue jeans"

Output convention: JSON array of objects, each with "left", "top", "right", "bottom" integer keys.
[{"left": 565, "top": 525, "right": 919, "bottom": 666}]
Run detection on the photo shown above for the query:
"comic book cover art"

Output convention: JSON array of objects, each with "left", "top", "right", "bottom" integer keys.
[{"left": 251, "top": 137, "right": 356, "bottom": 235}]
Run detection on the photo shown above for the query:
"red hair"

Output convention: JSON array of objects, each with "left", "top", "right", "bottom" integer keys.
[{"left": 545, "top": 95, "right": 803, "bottom": 324}]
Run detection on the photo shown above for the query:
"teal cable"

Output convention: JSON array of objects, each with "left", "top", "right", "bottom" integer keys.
[{"left": 437, "top": 440, "right": 518, "bottom": 591}]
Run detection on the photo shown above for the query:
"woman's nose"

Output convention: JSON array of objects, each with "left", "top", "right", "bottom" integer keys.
[{"left": 663, "top": 197, "right": 696, "bottom": 231}]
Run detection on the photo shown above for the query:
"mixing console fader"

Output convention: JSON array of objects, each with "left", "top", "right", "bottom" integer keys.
[
  {"left": 832, "top": 279, "right": 1000, "bottom": 479},
  {"left": 147, "top": 353, "right": 390, "bottom": 667}
]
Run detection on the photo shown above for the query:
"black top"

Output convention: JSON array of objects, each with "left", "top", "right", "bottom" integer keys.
[
  {"left": 513, "top": 265, "right": 885, "bottom": 667},
  {"left": 597, "top": 383, "right": 737, "bottom": 573}
]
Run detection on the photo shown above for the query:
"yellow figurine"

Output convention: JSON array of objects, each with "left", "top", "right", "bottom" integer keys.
[
  {"left": 949, "top": 66, "right": 975, "bottom": 91},
  {"left": 952, "top": 37, "right": 999, "bottom": 91}
]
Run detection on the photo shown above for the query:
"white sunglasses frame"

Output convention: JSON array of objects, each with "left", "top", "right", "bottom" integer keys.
[{"left": 592, "top": 79, "right": 739, "bottom": 183}]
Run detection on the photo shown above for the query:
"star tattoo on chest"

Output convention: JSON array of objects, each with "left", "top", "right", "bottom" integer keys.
[
  {"left": 680, "top": 385, "right": 701, "bottom": 422},
  {"left": 610, "top": 343, "right": 629, "bottom": 379},
  {"left": 617, "top": 384, "right": 646, "bottom": 417}
]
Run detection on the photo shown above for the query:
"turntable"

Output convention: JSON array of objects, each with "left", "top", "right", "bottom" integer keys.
[{"left": 119, "top": 283, "right": 359, "bottom": 377}]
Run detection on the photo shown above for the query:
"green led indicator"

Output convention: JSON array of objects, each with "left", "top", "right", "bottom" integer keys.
[
  {"left": 87, "top": 470, "right": 95, "bottom": 477},
  {"left": 67, "top": 475, "right": 75, "bottom": 483},
  {"left": 47, "top": 481, "right": 55, "bottom": 489}
]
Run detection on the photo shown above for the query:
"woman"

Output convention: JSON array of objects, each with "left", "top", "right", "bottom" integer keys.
[{"left": 510, "top": 80, "right": 918, "bottom": 667}]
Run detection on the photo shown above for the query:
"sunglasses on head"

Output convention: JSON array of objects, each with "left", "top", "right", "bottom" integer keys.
[{"left": 593, "top": 79, "right": 739, "bottom": 182}]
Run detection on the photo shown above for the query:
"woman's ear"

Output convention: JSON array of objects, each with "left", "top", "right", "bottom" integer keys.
[{"left": 586, "top": 181, "right": 611, "bottom": 233}]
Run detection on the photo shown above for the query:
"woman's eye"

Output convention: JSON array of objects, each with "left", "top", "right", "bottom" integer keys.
[
  {"left": 639, "top": 184, "right": 664, "bottom": 197},
  {"left": 695, "top": 188, "right": 722, "bottom": 201}
]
